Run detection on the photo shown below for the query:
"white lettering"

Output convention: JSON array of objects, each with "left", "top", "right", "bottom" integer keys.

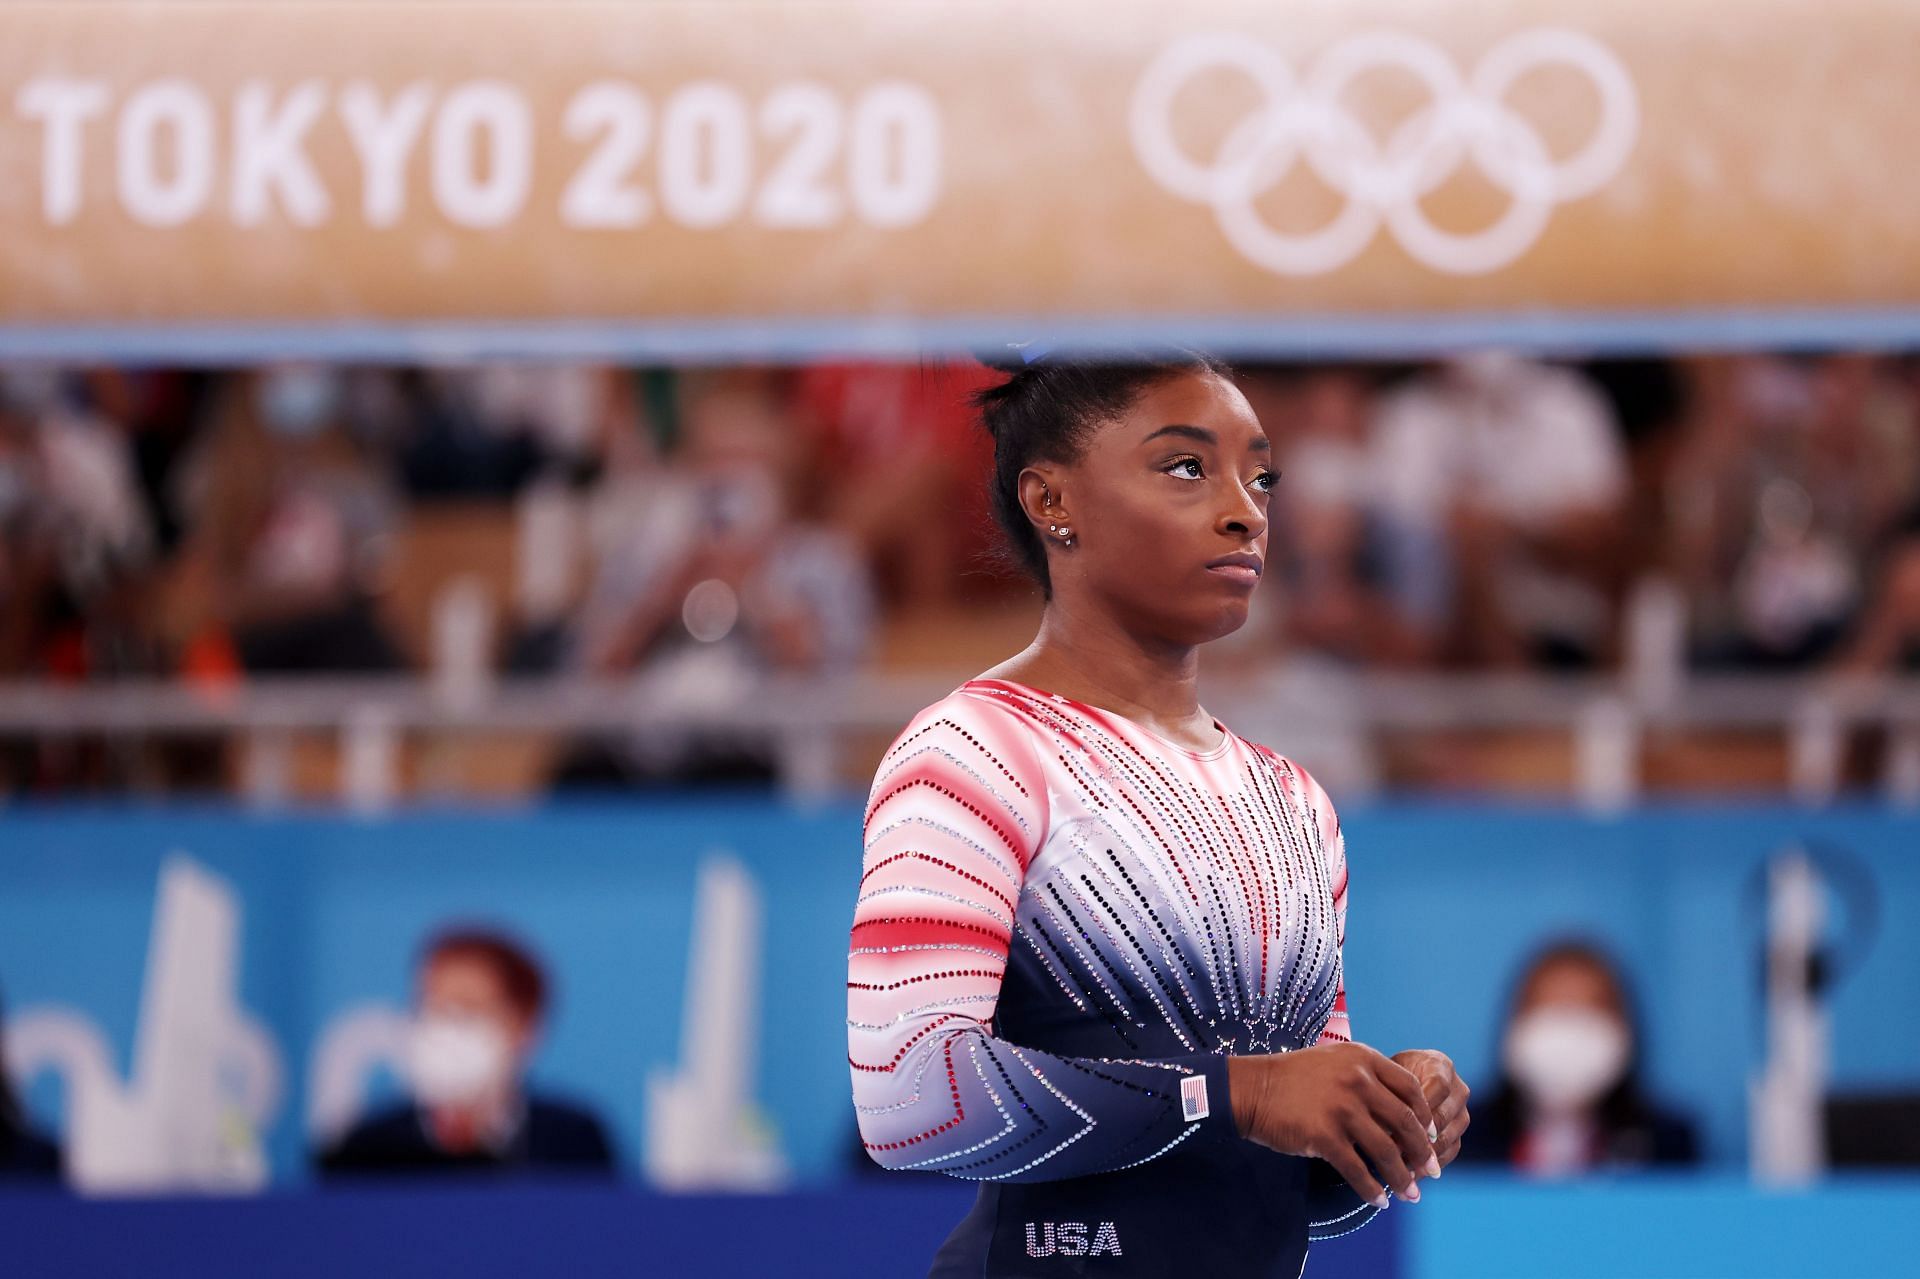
[
  {"left": 848, "top": 82, "right": 941, "bottom": 228},
  {"left": 430, "top": 81, "right": 532, "bottom": 228},
  {"left": 338, "top": 81, "right": 433, "bottom": 228},
  {"left": 1022, "top": 1221, "right": 1122, "bottom": 1259},
  {"left": 658, "top": 81, "right": 751, "bottom": 228},
  {"left": 10, "top": 76, "right": 945, "bottom": 233},
  {"left": 754, "top": 82, "right": 841, "bottom": 228},
  {"left": 14, "top": 77, "right": 110, "bottom": 225},
  {"left": 116, "top": 79, "right": 215, "bottom": 226},
  {"left": 560, "top": 81, "right": 652, "bottom": 228},
  {"left": 231, "top": 80, "right": 330, "bottom": 226}
]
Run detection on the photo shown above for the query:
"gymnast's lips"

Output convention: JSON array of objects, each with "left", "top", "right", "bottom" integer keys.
[{"left": 1205, "top": 551, "right": 1262, "bottom": 583}]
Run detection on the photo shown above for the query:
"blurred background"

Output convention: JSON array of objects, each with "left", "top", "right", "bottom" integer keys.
[{"left": 2, "top": 2, "right": 1918, "bottom": 1277}]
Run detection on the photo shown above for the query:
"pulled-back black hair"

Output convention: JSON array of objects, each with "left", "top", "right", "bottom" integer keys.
[{"left": 971, "top": 349, "right": 1231, "bottom": 596}]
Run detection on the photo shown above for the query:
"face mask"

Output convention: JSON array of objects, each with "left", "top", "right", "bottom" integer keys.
[
  {"left": 255, "top": 367, "right": 340, "bottom": 439},
  {"left": 407, "top": 1013, "right": 512, "bottom": 1107},
  {"left": 1503, "top": 1006, "right": 1630, "bottom": 1113}
]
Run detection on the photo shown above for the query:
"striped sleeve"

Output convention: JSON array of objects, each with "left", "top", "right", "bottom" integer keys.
[{"left": 847, "top": 693, "right": 1238, "bottom": 1182}]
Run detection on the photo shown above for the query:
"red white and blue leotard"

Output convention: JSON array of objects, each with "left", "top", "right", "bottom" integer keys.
[{"left": 849, "top": 678, "right": 1379, "bottom": 1277}]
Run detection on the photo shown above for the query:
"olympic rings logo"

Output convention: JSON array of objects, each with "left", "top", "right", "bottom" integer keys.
[{"left": 1129, "top": 29, "right": 1639, "bottom": 276}]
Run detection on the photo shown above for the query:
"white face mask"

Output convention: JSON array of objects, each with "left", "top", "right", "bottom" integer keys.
[
  {"left": 1503, "top": 1006, "right": 1630, "bottom": 1113},
  {"left": 255, "top": 367, "right": 341, "bottom": 439},
  {"left": 407, "top": 1013, "right": 513, "bottom": 1107}
]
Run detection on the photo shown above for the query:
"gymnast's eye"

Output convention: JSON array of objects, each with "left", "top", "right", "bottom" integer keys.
[{"left": 1167, "top": 457, "right": 1204, "bottom": 480}]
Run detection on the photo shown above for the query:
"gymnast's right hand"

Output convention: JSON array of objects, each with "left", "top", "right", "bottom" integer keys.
[{"left": 1225, "top": 1042, "right": 1441, "bottom": 1208}]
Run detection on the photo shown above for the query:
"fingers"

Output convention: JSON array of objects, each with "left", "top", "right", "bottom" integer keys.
[
  {"left": 1443, "top": 1075, "right": 1466, "bottom": 1152},
  {"left": 1437, "top": 1097, "right": 1471, "bottom": 1166},
  {"left": 1350, "top": 1109, "right": 1422, "bottom": 1202},
  {"left": 1372, "top": 1055, "right": 1439, "bottom": 1145},
  {"left": 1320, "top": 1139, "right": 1389, "bottom": 1211},
  {"left": 1422, "top": 1074, "right": 1449, "bottom": 1118},
  {"left": 1427, "top": 1079, "right": 1470, "bottom": 1167},
  {"left": 1374, "top": 1052, "right": 1436, "bottom": 1152},
  {"left": 1364, "top": 1077, "right": 1439, "bottom": 1186}
]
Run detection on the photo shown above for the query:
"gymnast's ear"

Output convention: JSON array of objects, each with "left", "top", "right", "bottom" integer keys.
[{"left": 1017, "top": 465, "right": 1071, "bottom": 539}]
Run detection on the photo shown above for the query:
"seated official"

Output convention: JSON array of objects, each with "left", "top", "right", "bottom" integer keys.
[
  {"left": 317, "top": 928, "right": 615, "bottom": 1179},
  {"left": 1458, "top": 939, "right": 1698, "bottom": 1175}
]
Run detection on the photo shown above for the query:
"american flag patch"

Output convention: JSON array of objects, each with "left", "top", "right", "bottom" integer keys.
[{"left": 1180, "top": 1074, "right": 1209, "bottom": 1122}]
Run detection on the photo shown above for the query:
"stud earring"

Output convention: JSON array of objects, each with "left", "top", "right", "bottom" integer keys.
[{"left": 1045, "top": 492, "right": 1074, "bottom": 544}]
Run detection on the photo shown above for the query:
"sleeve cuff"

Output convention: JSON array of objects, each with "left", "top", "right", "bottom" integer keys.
[{"left": 1174, "top": 1051, "right": 1240, "bottom": 1150}]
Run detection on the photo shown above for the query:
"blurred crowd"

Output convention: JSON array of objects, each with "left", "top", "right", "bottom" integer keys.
[
  {"left": 4, "top": 352, "right": 1920, "bottom": 793},
  {"left": 1232, "top": 352, "right": 1920, "bottom": 673}
]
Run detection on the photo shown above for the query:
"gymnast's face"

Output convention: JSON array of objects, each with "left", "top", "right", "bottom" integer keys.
[{"left": 1036, "top": 371, "right": 1273, "bottom": 646}]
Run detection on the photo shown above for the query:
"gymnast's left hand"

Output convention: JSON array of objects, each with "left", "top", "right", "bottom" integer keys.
[{"left": 1389, "top": 1050, "right": 1470, "bottom": 1171}]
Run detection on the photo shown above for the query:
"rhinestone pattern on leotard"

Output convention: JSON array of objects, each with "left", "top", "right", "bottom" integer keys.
[{"left": 848, "top": 679, "right": 1354, "bottom": 1184}]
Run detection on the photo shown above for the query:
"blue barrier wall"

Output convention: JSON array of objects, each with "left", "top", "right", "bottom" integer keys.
[
  {"left": 1409, "top": 1172, "right": 1918, "bottom": 1279},
  {"left": 1, "top": 1176, "right": 1913, "bottom": 1278},
  {"left": 2, "top": 799, "right": 1916, "bottom": 1187}
]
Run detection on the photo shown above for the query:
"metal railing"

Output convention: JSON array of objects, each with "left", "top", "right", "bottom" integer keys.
[{"left": 4, "top": 669, "right": 1920, "bottom": 813}]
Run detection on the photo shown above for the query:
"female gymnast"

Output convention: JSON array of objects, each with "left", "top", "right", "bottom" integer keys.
[{"left": 847, "top": 350, "right": 1471, "bottom": 1277}]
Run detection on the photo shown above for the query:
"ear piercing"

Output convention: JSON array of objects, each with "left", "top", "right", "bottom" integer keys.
[{"left": 1043, "top": 485, "right": 1073, "bottom": 545}]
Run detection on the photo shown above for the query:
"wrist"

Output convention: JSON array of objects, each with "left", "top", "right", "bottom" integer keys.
[
  {"left": 1226, "top": 1052, "right": 1296, "bottom": 1139},
  {"left": 1225, "top": 1055, "right": 1260, "bottom": 1137}
]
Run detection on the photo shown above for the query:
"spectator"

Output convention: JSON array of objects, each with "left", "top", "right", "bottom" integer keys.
[
  {"left": 317, "top": 928, "right": 615, "bottom": 1179},
  {"left": 1581, "top": 357, "right": 1692, "bottom": 591},
  {"left": 1669, "top": 354, "right": 1918, "bottom": 667},
  {"left": 1368, "top": 354, "right": 1630, "bottom": 667},
  {"left": 0, "top": 368, "right": 169, "bottom": 790},
  {"left": 170, "top": 366, "right": 405, "bottom": 674},
  {"left": 1238, "top": 365, "right": 1426, "bottom": 667},
  {"left": 80, "top": 367, "right": 214, "bottom": 556},
  {"left": 551, "top": 371, "right": 875, "bottom": 785},
  {"left": 398, "top": 363, "right": 633, "bottom": 499},
  {"left": 1458, "top": 939, "right": 1698, "bottom": 1175},
  {"left": 1832, "top": 511, "right": 1920, "bottom": 673},
  {"left": 791, "top": 360, "right": 1003, "bottom": 607},
  {"left": 0, "top": 365, "right": 158, "bottom": 679},
  {"left": 1, "top": 984, "right": 63, "bottom": 1183}
]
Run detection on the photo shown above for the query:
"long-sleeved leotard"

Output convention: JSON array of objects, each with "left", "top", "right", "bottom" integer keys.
[{"left": 848, "top": 679, "right": 1379, "bottom": 1277}]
